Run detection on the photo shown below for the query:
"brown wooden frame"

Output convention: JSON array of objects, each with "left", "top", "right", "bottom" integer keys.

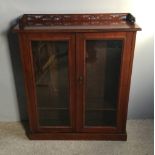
[
  {"left": 76, "top": 31, "right": 137, "bottom": 134},
  {"left": 18, "top": 13, "right": 136, "bottom": 29},
  {"left": 13, "top": 13, "right": 141, "bottom": 140},
  {"left": 19, "top": 33, "right": 76, "bottom": 133}
]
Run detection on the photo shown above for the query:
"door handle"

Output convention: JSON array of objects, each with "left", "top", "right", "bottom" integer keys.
[{"left": 78, "top": 76, "right": 83, "bottom": 84}]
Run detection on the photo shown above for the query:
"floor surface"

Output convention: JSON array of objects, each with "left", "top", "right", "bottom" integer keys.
[{"left": 0, "top": 120, "right": 153, "bottom": 155}]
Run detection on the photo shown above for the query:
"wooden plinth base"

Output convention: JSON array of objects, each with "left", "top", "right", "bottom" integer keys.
[{"left": 28, "top": 132, "right": 127, "bottom": 141}]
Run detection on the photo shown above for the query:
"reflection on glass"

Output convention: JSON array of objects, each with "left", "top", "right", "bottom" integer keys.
[
  {"left": 32, "top": 41, "right": 69, "bottom": 126},
  {"left": 85, "top": 40, "right": 122, "bottom": 126}
]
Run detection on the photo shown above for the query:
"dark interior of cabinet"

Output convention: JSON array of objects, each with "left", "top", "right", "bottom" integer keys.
[
  {"left": 85, "top": 40, "right": 122, "bottom": 126},
  {"left": 31, "top": 39, "right": 122, "bottom": 127},
  {"left": 31, "top": 41, "right": 70, "bottom": 126}
]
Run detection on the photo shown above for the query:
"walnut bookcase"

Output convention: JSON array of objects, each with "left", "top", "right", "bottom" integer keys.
[{"left": 13, "top": 13, "right": 141, "bottom": 140}]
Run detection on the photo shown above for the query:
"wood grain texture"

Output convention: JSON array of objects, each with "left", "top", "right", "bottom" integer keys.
[
  {"left": 13, "top": 13, "right": 141, "bottom": 140},
  {"left": 18, "top": 13, "right": 129, "bottom": 28},
  {"left": 28, "top": 132, "right": 127, "bottom": 140},
  {"left": 13, "top": 13, "right": 141, "bottom": 33}
]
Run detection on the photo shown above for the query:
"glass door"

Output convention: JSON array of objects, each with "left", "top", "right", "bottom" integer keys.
[
  {"left": 28, "top": 33, "right": 75, "bottom": 132},
  {"left": 85, "top": 40, "right": 122, "bottom": 126},
  {"left": 76, "top": 33, "right": 126, "bottom": 132}
]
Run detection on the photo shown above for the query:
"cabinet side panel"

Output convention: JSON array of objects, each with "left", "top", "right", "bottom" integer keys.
[
  {"left": 118, "top": 32, "right": 137, "bottom": 132},
  {"left": 122, "top": 32, "right": 137, "bottom": 131},
  {"left": 18, "top": 33, "right": 38, "bottom": 132}
]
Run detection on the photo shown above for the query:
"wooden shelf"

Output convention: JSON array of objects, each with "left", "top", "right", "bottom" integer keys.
[
  {"left": 86, "top": 108, "right": 116, "bottom": 111},
  {"left": 38, "top": 107, "right": 68, "bottom": 110},
  {"left": 86, "top": 98, "right": 116, "bottom": 110},
  {"left": 85, "top": 110, "right": 116, "bottom": 126},
  {"left": 13, "top": 13, "right": 141, "bottom": 32}
]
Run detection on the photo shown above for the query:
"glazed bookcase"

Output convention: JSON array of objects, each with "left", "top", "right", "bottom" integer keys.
[{"left": 13, "top": 13, "right": 141, "bottom": 140}]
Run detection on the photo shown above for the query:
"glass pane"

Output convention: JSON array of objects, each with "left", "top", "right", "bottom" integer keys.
[
  {"left": 85, "top": 40, "right": 122, "bottom": 126},
  {"left": 31, "top": 41, "right": 69, "bottom": 126}
]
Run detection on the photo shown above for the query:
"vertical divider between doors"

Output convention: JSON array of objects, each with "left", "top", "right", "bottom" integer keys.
[
  {"left": 75, "top": 33, "right": 85, "bottom": 132},
  {"left": 69, "top": 33, "right": 77, "bottom": 132}
]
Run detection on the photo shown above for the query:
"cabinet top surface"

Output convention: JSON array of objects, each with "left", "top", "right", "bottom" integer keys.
[{"left": 13, "top": 13, "right": 141, "bottom": 32}]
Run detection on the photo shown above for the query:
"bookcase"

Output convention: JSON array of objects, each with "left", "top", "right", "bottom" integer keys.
[{"left": 13, "top": 13, "right": 141, "bottom": 140}]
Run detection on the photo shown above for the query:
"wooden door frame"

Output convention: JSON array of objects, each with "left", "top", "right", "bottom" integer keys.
[
  {"left": 19, "top": 32, "right": 76, "bottom": 133},
  {"left": 76, "top": 32, "right": 136, "bottom": 133}
]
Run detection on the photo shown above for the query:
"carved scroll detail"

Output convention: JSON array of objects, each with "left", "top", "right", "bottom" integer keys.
[{"left": 18, "top": 13, "right": 135, "bottom": 29}]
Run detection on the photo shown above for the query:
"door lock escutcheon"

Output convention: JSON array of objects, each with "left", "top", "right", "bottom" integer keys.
[{"left": 78, "top": 76, "right": 83, "bottom": 83}]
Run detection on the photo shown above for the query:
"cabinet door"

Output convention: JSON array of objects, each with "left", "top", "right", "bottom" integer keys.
[
  {"left": 22, "top": 33, "right": 76, "bottom": 132},
  {"left": 76, "top": 32, "right": 133, "bottom": 133}
]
